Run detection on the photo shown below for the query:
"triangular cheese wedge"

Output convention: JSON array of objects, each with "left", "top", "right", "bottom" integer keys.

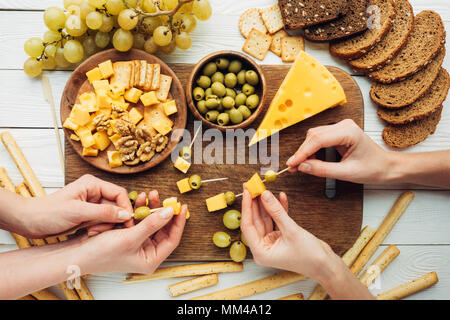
[{"left": 249, "top": 51, "right": 347, "bottom": 146}]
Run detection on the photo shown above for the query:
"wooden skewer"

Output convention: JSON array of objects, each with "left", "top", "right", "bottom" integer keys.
[
  {"left": 202, "top": 177, "right": 228, "bottom": 183},
  {"left": 236, "top": 167, "right": 291, "bottom": 198},
  {"left": 189, "top": 125, "right": 202, "bottom": 149}
]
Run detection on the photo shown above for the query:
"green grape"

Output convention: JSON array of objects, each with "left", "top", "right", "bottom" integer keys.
[
  {"left": 99, "top": 14, "right": 114, "bottom": 32},
  {"left": 212, "top": 231, "right": 231, "bottom": 248},
  {"left": 24, "top": 38, "right": 44, "bottom": 58},
  {"left": 229, "top": 241, "right": 247, "bottom": 262},
  {"left": 63, "top": 39, "right": 84, "bottom": 63},
  {"left": 144, "top": 37, "right": 159, "bottom": 54},
  {"left": 161, "top": 0, "right": 178, "bottom": 10},
  {"left": 179, "top": 2, "right": 193, "bottom": 13},
  {"left": 193, "top": 0, "right": 212, "bottom": 21},
  {"left": 88, "top": 0, "right": 107, "bottom": 9},
  {"left": 175, "top": 32, "right": 192, "bottom": 50},
  {"left": 55, "top": 47, "right": 71, "bottom": 68},
  {"left": 82, "top": 35, "right": 97, "bottom": 56},
  {"left": 86, "top": 11, "right": 103, "bottom": 30},
  {"left": 140, "top": 17, "right": 162, "bottom": 34},
  {"left": 105, "top": 0, "right": 125, "bottom": 15},
  {"left": 44, "top": 44, "right": 58, "bottom": 58},
  {"left": 44, "top": 7, "right": 67, "bottom": 31},
  {"left": 124, "top": 0, "right": 138, "bottom": 8},
  {"left": 43, "top": 30, "right": 62, "bottom": 43},
  {"left": 24, "top": 58, "right": 43, "bottom": 78},
  {"left": 159, "top": 40, "right": 176, "bottom": 54},
  {"left": 80, "top": 0, "right": 95, "bottom": 19},
  {"left": 112, "top": 28, "right": 133, "bottom": 51},
  {"left": 183, "top": 14, "right": 197, "bottom": 33},
  {"left": 95, "top": 31, "right": 110, "bottom": 48},
  {"left": 223, "top": 210, "right": 241, "bottom": 230},
  {"left": 64, "top": 0, "right": 82, "bottom": 9},
  {"left": 153, "top": 26, "right": 172, "bottom": 46},
  {"left": 65, "top": 15, "right": 88, "bottom": 36},
  {"left": 133, "top": 32, "right": 146, "bottom": 49},
  {"left": 66, "top": 4, "right": 81, "bottom": 16},
  {"left": 42, "top": 56, "right": 56, "bottom": 70},
  {"left": 118, "top": 9, "right": 138, "bottom": 30},
  {"left": 139, "top": 0, "right": 156, "bottom": 12}
]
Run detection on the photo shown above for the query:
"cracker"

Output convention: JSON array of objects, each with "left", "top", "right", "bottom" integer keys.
[
  {"left": 151, "top": 64, "right": 161, "bottom": 91},
  {"left": 138, "top": 60, "right": 148, "bottom": 89},
  {"left": 144, "top": 65, "right": 154, "bottom": 91},
  {"left": 281, "top": 36, "right": 304, "bottom": 62},
  {"left": 133, "top": 60, "right": 140, "bottom": 87},
  {"left": 110, "top": 61, "right": 133, "bottom": 90},
  {"left": 242, "top": 29, "right": 272, "bottom": 61},
  {"left": 270, "top": 30, "right": 289, "bottom": 56},
  {"left": 239, "top": 8, "right": 267, "bottom": 38},
  {"left": 260, "top": 4, "right": 284, "bottom": 34},
  {"left": 156, "top": 74, "right": 173, "bottom": 101}
]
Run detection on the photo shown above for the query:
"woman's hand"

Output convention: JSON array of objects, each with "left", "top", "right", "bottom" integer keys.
[
  {"left": 286, "top": 119, "right": 391, "bottom": 184},
  {"left": 17, "top": 174, "right": 134, "bottom": 238}
]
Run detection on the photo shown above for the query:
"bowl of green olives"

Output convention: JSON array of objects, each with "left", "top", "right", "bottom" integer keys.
[{"left": 186, "top": 51, "right": 266, "bottom": 131}]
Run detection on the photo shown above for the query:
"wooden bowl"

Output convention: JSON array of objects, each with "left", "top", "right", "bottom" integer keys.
[
  {"left": 186, "top": 51, "right": 267, "bottom": 131},
  {"left": 60, "top": 49, "right": 187, "bottom": 174}
]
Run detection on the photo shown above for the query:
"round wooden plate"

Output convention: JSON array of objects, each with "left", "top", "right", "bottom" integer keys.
[{"left": 60, "top": 49, "right": 187, "bottom": 174}]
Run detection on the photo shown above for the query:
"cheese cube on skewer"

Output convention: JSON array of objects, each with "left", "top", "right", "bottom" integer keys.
[
  {"left": 174, "top": 157, "right": 191, "bottom": 174},
  {"left": 206, "top": 193, "right": 228, "bottom": 212},
  {"left": 177, "top": 178, "right": 193, "bottom": 194},
  {"left": 245, "top": 173, "right": 266, "bottom": 198}
]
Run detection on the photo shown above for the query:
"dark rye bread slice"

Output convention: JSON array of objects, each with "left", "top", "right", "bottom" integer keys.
[
  {"left": 278, "top": 0, "right": 348, "bottom": 30},
  {"left": 349, "top": 0, "right": 414, "bottom": 73},
  {"left": 382, "top": 105, "right": 443, "bottom": 149},
  {"left": 378, "top": 68, "right": 450, "bottom": 125},
  {"left": 304, "top": 0, "right": 368, "bottom": 41},
  {"left": 369, "top": 10, "right": 446, "bottom": 84},
  {"left": 370, "top": 47, "right": 445, "bottom": 108},
  {"left": 329, "top": 0, "right": 395, "bottom": 60}
]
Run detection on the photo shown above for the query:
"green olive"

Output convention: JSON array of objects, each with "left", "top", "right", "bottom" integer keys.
[
  {"left": 224, "top": 108, "right": 232, "bottom": 116},
  {"left": 225, "top": 191, "right": 236, "bottom": 206},
  {"left": 179, "top": 146, "right": 192, "bottom": 160},
  {"left": 203, "top": 62, "right": 217, "bottom": 76},
  {"left": 128, "top": 190, "right": 138, "bottom": 204},
  {"left": 230, "top": 241, "right": 247, "bottom": 262},
  {"left": 134, "top": 206, "right": 151, "bottom": 221},
  {"left": 205, "top": 98, "right": 219, "bottom": 109},
  {"left": 205, "top": 87, "right": 213, "bottom": 97},
  {"left": 196, "top": 75, "right": 211, "bottom": 89},
  {"left": 211, "top": 72, "right": 224, "bottom": 84},
  {"left": 264, "top": 170, "right": 277, "bottom": 182},
  {"left": 235, "top": 93, "right": 247, "bottom": 107},
  {"left": 215, "top": 57, "right": 230, "bottom": 70},
  {"left": 237, "top": 70, "right": 246, "bottom": 85},
  {"left": 226, "top": 88, "right": 236, "bottom": 98},
  {"left": 228, "top": 60, "right": 242, "bottom": 74},
  {"left": 229, "top": 108, "right": 244, "bottom": 124},
  {"left": 188, "top": 174, "right": 202, "bottom": 189},
  {"left": 205, "top": 110, "right": 219, "bottom": 122},
  {"left": 217, "top": 112, "right": 230, "bottom": 126},
  {"left": 213, "top": 231, "right": 231, "bottom": 248},
  {"left": 242, "top": 83, "right": 255, "bottom": 96},
  {"left": 237, "top": 105, "right": 252, "bottom": 120},
  {"left": 224, "top": 73, "right": 238, "bottom": 88},
  {"left": 222, "top": 96, "right": 235, "bottom": 109},
  {"left": 193, "top": 87, "right": 205, "bottom": 101},
  {"left": 246, "top": 94, "right": 260, "bottom": 109},
  {"left": 216, "top": 99, "right": 224, "bottom": 112},
  {"left": 211, "top": 82, "right": 226, "bottom": 97},
  {"left": 241, "top": 232, "right": 248, "bottom": 246},
  {"left": 197, "top": 100, "right": 208, "bottom": 114},
  {"left": 223, "top": 209, "right": 241, "bottom": 230},
  {"left": 245, "top": 70, "right": 259, "bottom": 86}
]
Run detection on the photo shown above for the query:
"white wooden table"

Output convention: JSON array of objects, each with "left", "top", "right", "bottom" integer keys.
[{"left": 0, "top": 0, "right": 449, "bottom": 300}]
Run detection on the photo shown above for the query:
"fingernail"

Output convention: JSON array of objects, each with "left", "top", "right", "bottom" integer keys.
[
  {"left": 286, "top": 156, "right": 295, "bottom": 166},
  {"left": 299, "top": 163, "right": 312, "bottom": 172},
  {"left": 88, "top": 231, "right": 99, "bottom": 237},
  {"left": 159, "top": 207, "right": 173, "bottom": 219},
  {"left": 118, "top": 210, "right": 132, "bottom": 220},
  {"left": 261, "top": 190, "right": 273, "bottom": 202}
]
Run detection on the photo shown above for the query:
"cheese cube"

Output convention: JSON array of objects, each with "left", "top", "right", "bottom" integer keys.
[
  {"left": 82, "top": 147, "right": 99, "bottom": 157},
  {"left": 63, "top": 118, "right": 79, "bottom": 131},
  {"left": 79, "top": 92, "right": 98, "bottom": 112},
  {"left": 152, "top": 119, "right": 172, "bottom": 135},
  {"left": 92, "top": 80, "right": 110, "bottom": 95},
  {"left": 98, "top": 60, "right": 114, "bottom": 78},
  {"left": 144, "top": 104, "right": 173, "bottom": 133},
  {"left": 162, "top": 100, "right": 177, "bottom": 116},
  {"left": 206, "top": 193, "right": 228, "bottom": 212},
  {"left": 129, "top": 108, "right": 143, "bottom": 125},
  {"left": 177, "top": 178, "right": 193, "bottom": 194},
  {"left": 70, "top": 104, "right": 91, "bottom": 126},
  {"left": 163, "top": 197, "right": 181, "bottom": 215},
  {"left": 108, "top": 96, "right": 129, "bottom": 110},
  {"left": 140, "top": 91, "right": 159, "bottom": 107},
  {"left": 86, "top": 67, "right": 102, "bottom": 83},
  {"left": 108, "top": 83, "right": 125, "bottom": 99},
  {"left": 124, "top": 87, "right": 143, "bottom": 103},
  {"left": 245, "top": 173, "right": 266, "bottom": 198},
  {"left": 107, "top": 151, "right": 123, "bottom": 168},
  {"left": 109, "top": 133, "right": 122, "bottom": 148},
  {"left": 174, "top": 157, "right": 191, "bottom": 174},
  {"left": 93, "top": 131, "right": 111, "bottom": 151},
  {"left": 76, "top": 127, "right": 96, "bottom": 148},
  {"left": 186, "top": 210, "right": 190, "bottom": 219},
  {"left": 70, "top": 133, "right": 80, "bottom": 141}
]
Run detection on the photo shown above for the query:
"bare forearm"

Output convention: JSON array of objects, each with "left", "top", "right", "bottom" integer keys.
[{"left": 0, "top": 189, "right": 32, "bottom": 235}]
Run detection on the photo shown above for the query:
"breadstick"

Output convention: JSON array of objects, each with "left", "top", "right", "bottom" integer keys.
[
  {"left": 351, "top": 192, "right": 414, "bottom": 276},
  {"left": 124, "top": 262, "right": 243, "bottom": 283},
  {"left": 31, "top": 289, "right": 60, "bottom": 300},
  {"left": 74, "top": 278, "right": 95, "bottom": 300},
  {"left": 168, "top": 274, "right": 219, "bottom": 297},
  {"left": 360, "top": 245, "right": 400, "bottom": 288},
  {"left": 376, "top": 272, "right": 438, "bottom": 300},
  {"left": 308, "top": 225, "right": 376, "bottom": 300},
  {"left": 191, "top": 271, "right": 307, "bottom": 300},
  {"left": 277, "top": 293, "right": 304, "bottom": 300},
  {"left": 18, "top": 295, "right": 36, "bottom": 300}
]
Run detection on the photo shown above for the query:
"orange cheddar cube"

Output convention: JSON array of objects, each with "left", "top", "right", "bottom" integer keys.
[
  {"left": 162, "top": 100, "right": 177, "bottom": 116},
  {"left": 206, "top": 193, "right": 228, "bottom": 212},
  {"left": 63, "top": 118, "right": 79, "bottom": 131},
  {"left": 129, "top": 108, "right": 143, "bottom": 125},
  {"left": 177, "top": 178, "right": 192, "bottom": 194},
  {"left": 82, "top": 147, "right": 99, "bottom": 157},
  {"left": 98, "top": 60, "right": 114, "bottom": 78},
  {"left": 93, "top": 131, "right": 111, "bottom": 151},
  {"left": 174, "top": 157, "right": 191, "bottom": 173},
  {"left": 86, "top": 67, "right": 102, "bottom": 83},
  {"left": 163, "top": 197, "right": 181, "bottom": 215},
  {"left": 140, "top": 91, "right": 159, "bottom": 107},
  {"left": 79, "top": 92, "right": 98, "bottom": 112},
  {"left": 124, "top": 87, "right": 143, "bottom": 103},
  {"left": 92, "top": 80, "right": 110, "bottom": 95},
  {"left": 245, "top": 173, "right": 266, "bottom": 198},
  {"left": 70, "top": 104, "right": 91, "bottom": 126},
  {"left": 107, "top": 151, "right": 123, "bottom": 168}
]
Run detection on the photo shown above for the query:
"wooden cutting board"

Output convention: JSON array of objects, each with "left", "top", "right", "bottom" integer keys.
[{"left": 65, "top": 63, "right": 364, "bottom": 261}]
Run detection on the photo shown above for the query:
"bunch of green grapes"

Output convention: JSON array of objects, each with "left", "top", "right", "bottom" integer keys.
[{"left": 23, "top": 0, "right": 212, "bottom": 77}]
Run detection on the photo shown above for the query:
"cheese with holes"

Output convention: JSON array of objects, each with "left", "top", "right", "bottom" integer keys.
[
  {"left": 177, "top": 178, "right": 192, "bottom": 194},
  {"left": 249, "top": 51, "right": 346, "bottom": 146},
  {"left": 206, "top": 193, "right": 228, "bottom": 212},
  {"left": 245, "top": 173, "right": 266, "bottom": 199},
  {"left": 107, "top": 151, "right": 122, "bottom": 168}
]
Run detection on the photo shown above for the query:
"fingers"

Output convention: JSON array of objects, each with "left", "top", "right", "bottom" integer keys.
[
  {"left": 257, "top": 198, "right": 274, "bottom": 234},
  {"left": 130, "top": 206, "right": 174, "bottom": 243},
  {"left": 279, "top": 192, "right": 289, "bottom": 212},
  {"left": 147, "top": 190, "right": 160, "bottom": 209},
  {"left": 87, "top": 223, "right": 114, "bottom": 236},
  {"left": 76, "top": 201, "right": 133, "bottom": 224},
  {"left": 298, "top": 158, "right": 349, "bottom": 179},
  {"left": 240, "top": 188, "right": 260, "bottom": 248},
  {"left": 260, "top": 190, "right": 295, "bottom": 234},
  {"left": 134, "top": 192, "right": 147, "bottom": 209}
]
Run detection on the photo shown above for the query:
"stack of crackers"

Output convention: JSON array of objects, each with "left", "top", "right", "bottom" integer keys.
[{"left": 239, "top": 4, "right": 305, "bottom": 63}]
